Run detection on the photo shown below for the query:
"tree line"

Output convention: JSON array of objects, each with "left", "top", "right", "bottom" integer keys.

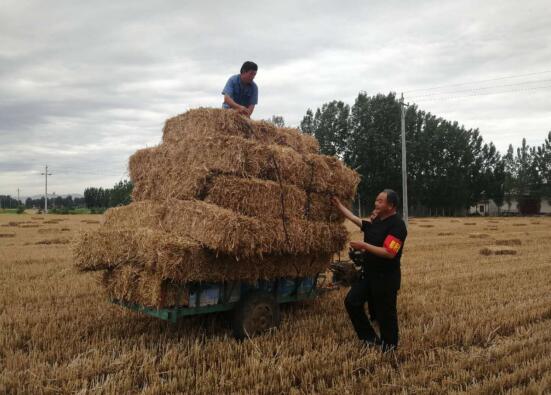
[
  {"left": 299, "top": 92, "right": 550, "bottom": 215},
  {"left": 25, "top": 195, "right": 86, "bottom": 210},
  {"left": 2, "top": 180, "right": 133, "bottom": 214},
  {"left": 83, "top": 180, "right": 133, "bottom": 210}
]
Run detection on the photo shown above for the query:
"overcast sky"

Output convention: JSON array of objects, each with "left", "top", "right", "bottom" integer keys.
[{"left": 1, "top": 0, "right": 550, "bottom": 197}]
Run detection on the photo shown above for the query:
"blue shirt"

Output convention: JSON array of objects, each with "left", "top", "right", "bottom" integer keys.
[{"left": 222, "top": 74, "right": 258, "bottom": 108}]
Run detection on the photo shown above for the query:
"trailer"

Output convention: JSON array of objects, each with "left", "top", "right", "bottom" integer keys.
[{"left": 112, "top": 274, "right": 328, "bottom": 339}]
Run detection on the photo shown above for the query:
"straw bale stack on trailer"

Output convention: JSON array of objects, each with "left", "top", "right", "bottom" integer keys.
[{"left": 74, "top": 108, "right": 359, "bottom": 308}]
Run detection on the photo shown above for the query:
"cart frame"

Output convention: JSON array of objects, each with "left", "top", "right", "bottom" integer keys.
[{"left": 112, "top": 274, "right": 325, "bottom": 324}]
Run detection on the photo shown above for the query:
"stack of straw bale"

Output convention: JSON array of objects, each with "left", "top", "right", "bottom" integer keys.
[{"left": 74, "top": 108, "right": 359, "bottom": 307}]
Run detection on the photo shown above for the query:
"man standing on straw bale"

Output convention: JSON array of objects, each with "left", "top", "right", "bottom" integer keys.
[
  {"left": 222, "top": 61, "right": 258, "bottom": 117},
  {"left": 331, "top": 189, "right": 407, "bottom": 352}
]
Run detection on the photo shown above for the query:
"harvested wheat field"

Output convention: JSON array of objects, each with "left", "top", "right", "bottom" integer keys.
[{"left": 1, "top": 214, "right": 551, "bottom": 394}]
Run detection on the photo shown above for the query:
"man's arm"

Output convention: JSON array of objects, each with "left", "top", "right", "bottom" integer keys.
[
  {"left": 350, "top": 227, "right": 405, "bottom": 260},
  {"left": 331, "top": 196, "right": 362, "bottom": 228},
  {"left": 350, "top": 241, "right": 395, "bottom": 259},
  {"left": 224, "top": 95, "right": 249, "bottom": 115}
]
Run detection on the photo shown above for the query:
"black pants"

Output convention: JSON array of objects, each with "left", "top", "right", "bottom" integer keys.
[{"left": 344, "top": 274, "right": 399, "bottom": 349}]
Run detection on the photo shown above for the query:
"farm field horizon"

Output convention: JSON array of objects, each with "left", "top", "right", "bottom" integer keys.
[{"left": 1, "top": 214, "right": 550, "bottom": 394}]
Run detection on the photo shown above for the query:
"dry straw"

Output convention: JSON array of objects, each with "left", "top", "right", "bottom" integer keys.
[
  {"left": 479, "top": 246, "right": 517, "bottom": 256},
  {"left": 101, "top": 199, "right": 348, "bottom": 258},
  {"left": 36, "top": 238, "right": 70, "bottom": 245},
  {"left": 495, "top": 239, "right": 522, "bottom": 246},
  {"left": 204, "top": 176, "right": 344, "bottom": 223},
  {"left": 75, "top": 108, "right": 359, "bottom": 305},
  {"left": 76, "top": 228, "right": 330, "bottom": 288},
  {"left": 161, "top": 108, "right": 320, "bottom": 155},
  {"left": 129, "top": 136, "right": 359, "bottom": 202},
  {"left": 469, "top": 233, "right": 490, "bottom": 239}
]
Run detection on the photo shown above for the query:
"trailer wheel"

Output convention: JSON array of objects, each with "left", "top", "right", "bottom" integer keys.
[{"left": 232, "top": 291, "right": 280, "bottom": 340}]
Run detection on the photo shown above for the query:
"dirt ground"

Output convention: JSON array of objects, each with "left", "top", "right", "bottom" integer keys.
[{"left": 1, "top": 214, "right": 550, "bottom": 394}]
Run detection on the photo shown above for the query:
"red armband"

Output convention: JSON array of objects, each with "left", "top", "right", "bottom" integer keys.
[{"left": 383, "top": 235, "right": 403, "bottom": 256}]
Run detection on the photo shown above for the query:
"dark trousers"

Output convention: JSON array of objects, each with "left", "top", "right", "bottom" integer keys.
[{"left": 344, "top": 274, "right": 399, "bottom": 349}]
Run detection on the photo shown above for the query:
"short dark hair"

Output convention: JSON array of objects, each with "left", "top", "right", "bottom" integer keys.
[
  {"left": 383, "top": 189, "right": 399, "bottom": 209},
  {"left": 240, "top": 61, "right": 258, "bottom": 73}
]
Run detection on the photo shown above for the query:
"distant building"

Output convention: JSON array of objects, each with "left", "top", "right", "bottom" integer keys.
[{"left": 469, "top": 198, "right": 551, "bottom": 216}]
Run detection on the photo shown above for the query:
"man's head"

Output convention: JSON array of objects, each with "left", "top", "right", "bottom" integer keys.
[
  {"left": 374, "top": 189, "right": 399, "bottom": 216},
  {"left": 240, "top": 61, "right": 257, "bottom": 84}
]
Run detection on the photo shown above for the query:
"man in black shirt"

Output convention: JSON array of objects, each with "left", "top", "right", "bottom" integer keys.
[{"left": 331, "top": 189, "right": 407, "bottom": 352}]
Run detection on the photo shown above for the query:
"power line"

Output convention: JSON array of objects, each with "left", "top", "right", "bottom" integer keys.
[
  {"left": 409, "top": 78, "right": 551, "bottom": 100},
  {"left": 411, "top": 83, "right": 551, "bottom": 103},
  {"left": 403, "top": 70, "right": 551, "bottom": 94},
  {"left": 55, "top": 170, "right": 124, "bottom": 176}
]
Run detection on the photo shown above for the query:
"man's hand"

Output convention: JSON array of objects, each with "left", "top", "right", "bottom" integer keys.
[
  {"left": 350, "top": 240, "right": 367, "bottom": 251},
  {"left": 237, "top": 106, "right": 249, "bottom": 116},
  {"left": 366, "top": 209, "right": 380, "bottom": 223},
  {"left": 330, "top": 195, "right": 362, "bottom": 228},
  {"left": 330, "top": 196, "right": 342, "bottom": 208}
]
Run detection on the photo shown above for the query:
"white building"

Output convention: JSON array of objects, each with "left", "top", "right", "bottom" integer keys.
[{"left": 470, "top": 198, "right": 551, "bottom": 216}]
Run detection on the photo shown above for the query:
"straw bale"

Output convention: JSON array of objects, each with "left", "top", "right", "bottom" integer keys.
[
  {"left": 204, "top": 176, "right": 306, "bottom": 220},
  {"left": 129, "top": 145, "right": 212, "bottom": 202},
  {"left": 468, "top": 233, "right": 490, "bottom": 239},
  {"left": 204, "top": 176, "right": 345, "bottom": 222},
  {"left": 35, "top": 238, "right": 70, "bottom": 245},
  {"left": 101, "top": 266, "right": 171, "bottom": 308},
  {"left": 0, "top": 233, "right": 15, "bottom": 238},
  {"left": 495, "top": 239, "right": 522, "bottom": 246},
  {"left": 162, "top": 108, "right": 319, "bottom": 154},
  {"left": 74, "top": 228, "right": 154, "bottom": 271},
  {"left": 102, "top": 199, "right": 348, "bottom": 258},
  {"left": 306, "top": 192, "right": 345, "bottom": 222},
  {"left": 129, "top": 136, "right": 359, "bottom": 202},
  {"left": 38, "top": 228, "right": 59, "bottom": 234},
  {"left": 464, "top": 222, "right": 476, "bottom": 225},
  {"left": 255, "top": 148, "right": 359, "bottom": 199},
  {"left": 479, "top": 246, "right": 517, "bottom": 256},
  {"left": 78, "top": 228, "right": 332, "bottom": 284}
]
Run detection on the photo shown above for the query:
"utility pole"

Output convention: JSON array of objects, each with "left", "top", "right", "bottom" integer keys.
[
  {"left": 17, "top": 188, "right": 20, "bottom": 206},
  {"left": 400, "top": 93, "right": 409, "bottom": 226},
  {"left": 41, "top": 165, "right": 53, "bottom": 214}
]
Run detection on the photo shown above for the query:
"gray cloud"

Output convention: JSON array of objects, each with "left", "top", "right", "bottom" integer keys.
[{"left": 1, "top": 0, "right": 550, "bottom": 196}]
